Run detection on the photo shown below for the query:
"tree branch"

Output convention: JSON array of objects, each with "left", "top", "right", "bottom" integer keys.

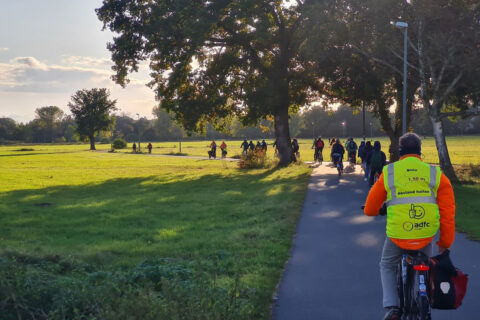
[
  {"left": 436, "top": 71, "right": 464, "bottom": 107},
  {"left": 353, "top": 46, "right": 403, "bottom": 76},
  {"left": 388, "top": 47, "right": 420, "bottom": 72},
  {"left": 439, "top": 108, "right": 480, "bottom": 119}
]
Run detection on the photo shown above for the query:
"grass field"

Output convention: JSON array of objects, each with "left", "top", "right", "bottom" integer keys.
[
  {"left": 94, "top": 135, "right": 480, "bottom": 165},
  {"left": 0, "top": 145, "right": 311, "bottom": 319},
  {"left": 0, "top": 137, "right": 478, "bottom": 318}
]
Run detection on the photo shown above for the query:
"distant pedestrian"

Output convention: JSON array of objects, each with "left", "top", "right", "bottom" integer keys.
[
  {"left": 362, "top": 141, "right": 373, "bottom": 181},
  {"left": 358, "top": 140, "right": 365, "bottom": 163},
  {"left": 292, "top": 138, "right": 300, "bottom": 157},
  {"left": 273, "top": 140, "right": 278, "bottom": 157},
  {"left": 208, "top": 140, "right": 217, "bottom": 159},
  {"left": 366, "top": 141, "right": 387, "bottom": 187},
  {"left": 329, "top": 137, "right": 336, "bottom": 146},
  {"left": 261, "top": 139, "right": 267, "bottom": 151},
  {"left": 249, "top": 140, "right": 255, "bottom": 151},
  {"left": 132, "top": 142, "right": 137, "bottom": 153},
  {"left": 220, "top": 141, "right": 227, "bottom": 158},
  {"left": 241, "top": 139, "right": 249, "bottom": 155},
  {"left": 316, "top": 136, "right": 325, "bottom": 161},
  {"left": 346, "top": 138, "right": 358, "bottom": 164},
  {"left": 147, "top": 143, "right": 152, "bottom": 154}
]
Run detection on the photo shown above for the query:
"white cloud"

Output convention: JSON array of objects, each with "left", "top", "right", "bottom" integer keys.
[
  {"left": 0, "top": 55, "right": 156, "bottom": 121},
  {"left": 61, "top": 55, "right": 112, "bottom": 68},
  {"left": 0, "top": 47, "right": 9, "bottom": 52},
  {"left": 12, "top": 56, "right": 49, "bottom": 70},
  {"left": 0, "top": 56, "right": 150, "bottom": 93}
]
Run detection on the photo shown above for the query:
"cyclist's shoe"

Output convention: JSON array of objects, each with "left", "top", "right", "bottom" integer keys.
[{"left": 383, "top": 307, "right": 401, "bottom": 320}]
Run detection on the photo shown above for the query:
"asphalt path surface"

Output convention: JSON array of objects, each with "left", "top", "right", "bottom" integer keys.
[{"left": 273, "top": 163, "right": 479, "bottom": 320}]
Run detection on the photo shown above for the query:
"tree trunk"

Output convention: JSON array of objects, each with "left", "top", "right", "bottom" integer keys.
[
  {"left": 388, "top": 136, "right": 400, "bottom": 163},
  {"left": 89, "top": 135, "right": 96, "bottom": 150},
  {"left": 274, "top": 106, "right": 293, "bottom": 165},
  {"left": 376, "top": 99, "right": 400, "bottom": 162},
  {"left": 429, "top": 115, "right": 458, "bottom": 182}
]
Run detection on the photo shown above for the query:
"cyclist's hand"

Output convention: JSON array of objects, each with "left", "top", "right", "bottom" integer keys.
[
  {"left": 438, "top": 246, "right": 449, "bottom": 254},
  {"left": 379, "top": 204, "right": 387, "bottom": 216}
]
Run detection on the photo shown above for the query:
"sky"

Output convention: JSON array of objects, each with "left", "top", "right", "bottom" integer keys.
[{"left": 0, "top": 0, "right": 155, "bottom": 123}]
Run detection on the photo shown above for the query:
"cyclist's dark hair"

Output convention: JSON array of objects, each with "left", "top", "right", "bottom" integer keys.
[{"left": 399, "top": 132, "right": 421, "bottom": 156}]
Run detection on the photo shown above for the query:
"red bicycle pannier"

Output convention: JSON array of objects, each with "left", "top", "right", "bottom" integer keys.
[{"left": 429, "top": 250, "right": 468, "bottom": 309}]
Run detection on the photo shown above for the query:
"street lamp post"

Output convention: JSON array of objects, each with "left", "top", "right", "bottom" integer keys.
[
  {"left": 394, "top": 21, "right": 408, "bottom": 135},
  {"left": 341, "top": 121, "right": 346, "bottom": 137},
  {"left": 136, "top": 113, "right": 141, "bottom": 152},
  {"left": 362, "top": 102, "right": 366, "bottom": 139},
  {"left": 312, "top": 122, "right": 315, "bottom": 139},
  {"left": 370, "top": 122, "right": 373, "bottom": 138}
]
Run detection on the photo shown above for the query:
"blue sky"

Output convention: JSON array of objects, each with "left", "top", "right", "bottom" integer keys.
[{"left": 0, "top": 0, "right": 154, "bottom": 122}]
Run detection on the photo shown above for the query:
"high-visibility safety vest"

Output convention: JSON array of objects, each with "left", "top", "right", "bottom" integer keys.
[{"left": 383, "top": 157, "right": 441, "bottom": 239}]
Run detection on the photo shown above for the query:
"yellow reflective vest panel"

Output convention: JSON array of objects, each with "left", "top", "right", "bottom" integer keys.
[{"left": 383, "top": 157, "right": 441, "bottom": 239}]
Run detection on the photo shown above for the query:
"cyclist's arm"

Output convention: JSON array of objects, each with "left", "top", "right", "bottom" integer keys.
[
  {"left": 436, "top": 173, "right": 456, "bottom": 250},
  {"left": 364, "top": 173, "right": 387, "bottom": 216}
]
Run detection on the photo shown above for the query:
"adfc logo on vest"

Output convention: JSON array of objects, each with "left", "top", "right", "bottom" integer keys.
[{"left": 403, "top": 204, "right": 429, "bottom": 232}]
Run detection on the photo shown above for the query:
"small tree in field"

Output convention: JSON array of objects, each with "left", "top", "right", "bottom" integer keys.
[{"left": 68, "top": 88, "right": 117, "bottom": 150}]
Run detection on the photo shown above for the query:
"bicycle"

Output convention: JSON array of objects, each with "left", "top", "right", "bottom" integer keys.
[
  {"left": 348, "top": 152, "right": 356, "bottom": 165},
  {"left": 361, "top": 205, "right": 432, "bottom": 319},
  {"left": 397, "top": 250, "right": 432, "bottom": 319},
  {"left": 318, "top": 149, "right": 323, "bottom": 164},
  {"left": 331, "top": 153, "right": 343, "bottom": 177}
]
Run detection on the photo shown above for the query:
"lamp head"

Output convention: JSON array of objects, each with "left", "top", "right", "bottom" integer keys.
[{"left": 394, "top": 21, "right": 408, "bottom": 28}]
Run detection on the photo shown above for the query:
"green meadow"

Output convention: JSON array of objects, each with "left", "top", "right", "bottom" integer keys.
[
  {"left": 0, "top": 145, "right": 311, "bottom": 319},
  {"left": 104, "top": 135, "right": 480, "bottom": 165},
  {"left": 0, "top": 137, "right": 478, "bottom": 319}
]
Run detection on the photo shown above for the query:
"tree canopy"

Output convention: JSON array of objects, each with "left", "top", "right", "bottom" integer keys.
[
  {"left": 34, "top": 106, "right": 65, "bottom": 143},
  {"left": 96, "top": 0, "right": 329, "bottom": 164},
  {"left": 68, "top": 88, "right": 117, "bottom": 150}
]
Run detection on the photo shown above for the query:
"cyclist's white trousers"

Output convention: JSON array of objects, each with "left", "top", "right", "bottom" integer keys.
[{"left": 379, "top": 237, "right": 432, "bottom": 308}]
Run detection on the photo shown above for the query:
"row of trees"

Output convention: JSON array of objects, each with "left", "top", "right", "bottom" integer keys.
[
  {"left": 2, "top": 103, "right": 478, "bottom": 145},
  {"left": 97, "top": 0, "right": 480, "bottom": 181}
]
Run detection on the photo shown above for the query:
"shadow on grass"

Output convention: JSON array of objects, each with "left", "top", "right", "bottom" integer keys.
[
  {"left": 0, "top": 150, "right": 88, "bottom": 157},
  {"left": 0, "top": 167, "right": 309, "bottom": 267}
]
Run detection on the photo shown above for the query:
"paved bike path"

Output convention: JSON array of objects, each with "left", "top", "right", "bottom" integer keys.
[{"left": 273, "top": 164, "right": 479, "bottom": 320}]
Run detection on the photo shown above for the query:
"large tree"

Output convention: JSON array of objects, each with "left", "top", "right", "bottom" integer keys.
[
  {"left": 0, "top": 117, "right": 18, "bottom": 141},
  {"left": 96, "top": 0, "right": 327, "bottom": 165},
  {"left": 68, "top": 88, "right": 117, "bottom": 150},
  {"left": 34, "top": 106, "right": 64, "bottom": 142},
  {"left": 405, "top": 0, "right": 480, "bottom": 181},
  {"left": 302, "top": 0, "right": 420, "bottom": 161},
  {"left": 309, "top": 0, "right": 479, "bottom": 179}
]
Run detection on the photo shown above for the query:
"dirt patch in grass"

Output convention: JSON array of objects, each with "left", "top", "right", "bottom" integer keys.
[
  {"left": 454, "top": 164, "right": 480, "bottom": 184},
  {"left": 34, "top": 202, "right": 53, "bottom": 207},
  {"left": 15, "top": 148, "right": 35, "bottom": 152}
]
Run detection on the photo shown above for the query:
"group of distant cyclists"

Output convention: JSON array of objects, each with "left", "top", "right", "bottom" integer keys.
[
  {"left": 207, "top": 137, "right": 386, "bottom": 181},
  {"left": 207, "top": 140, "right": 228, "bottom": 159},
  {"left": 312, "top": 136, "right": 387, "bottom": 186},
  {"left": 240, "top": 139, "right": 268, "bottom": 156}
]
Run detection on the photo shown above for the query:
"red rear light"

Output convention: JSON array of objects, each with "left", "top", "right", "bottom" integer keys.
[{"left": 413, "top": 264, "right": 430, "bottom": 271}]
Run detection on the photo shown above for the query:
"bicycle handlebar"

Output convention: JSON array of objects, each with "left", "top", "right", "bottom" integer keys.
[{"left": 361, "top": 204, "right": 387, "bottom": 216}]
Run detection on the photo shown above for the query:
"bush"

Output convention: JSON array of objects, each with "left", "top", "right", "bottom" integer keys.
[
  {"left": 112, "top": 138, "right": 127, "bottom": 149},
  {"left": 100, "top": 137, "right": 110, "bottom": 144},
  {"left": 238, "top": 150, "right": 268, "bottom": 169},
  {"left": 470, "top": 164, "right": 480, "bottom": 178},
  {"left": 0, "top": 256, "right": 257, "bottom": 320}
]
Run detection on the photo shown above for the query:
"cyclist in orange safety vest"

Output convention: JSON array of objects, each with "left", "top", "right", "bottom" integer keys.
[{"left": 363, "top": 133, "right": 455, "bottom": 320}]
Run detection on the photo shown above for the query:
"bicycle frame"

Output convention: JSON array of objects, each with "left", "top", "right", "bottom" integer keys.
[{"left": 398, "top": 251, "right": 432, "bottom": 320}]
